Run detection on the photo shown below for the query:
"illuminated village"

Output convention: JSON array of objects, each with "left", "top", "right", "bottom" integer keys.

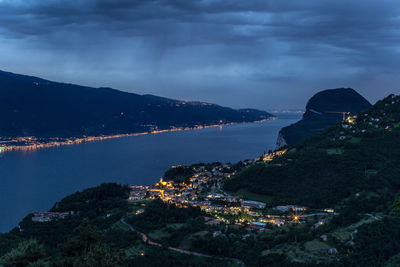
[{"left": 128, "top": 150, "right": 337, "bottom": 233}]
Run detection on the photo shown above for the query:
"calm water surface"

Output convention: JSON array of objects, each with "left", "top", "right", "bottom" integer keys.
[{"left": 0, "top": 114, "right": 301, "bottom": 232}]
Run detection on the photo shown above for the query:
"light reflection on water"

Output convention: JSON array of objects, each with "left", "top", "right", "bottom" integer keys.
[{"left": 0, "top": 114, "right": 301, "bottom": 232}]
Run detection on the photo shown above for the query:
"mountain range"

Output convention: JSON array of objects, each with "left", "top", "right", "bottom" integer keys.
[
  {"left": 2, "top": 89, "right": 400, "bottom": 266},
  {"left": 0, "top": 70, "right": 273, "bottom": 138}
]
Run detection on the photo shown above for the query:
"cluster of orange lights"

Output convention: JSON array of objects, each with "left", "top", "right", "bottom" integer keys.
[{"left": 263, "top": 149, "right": 287, "bottom": 162}]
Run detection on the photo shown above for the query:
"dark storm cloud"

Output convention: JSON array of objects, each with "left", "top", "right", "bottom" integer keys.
[{"left": 0, "top": 0, "right": 399, "bottom": 108}]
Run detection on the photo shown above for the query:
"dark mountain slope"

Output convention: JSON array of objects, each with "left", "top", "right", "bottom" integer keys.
[
  {"left": 225, "top": 94, "right": 400, "bottom": 208},
  {"left": 0, "top": 70, "right": 273, "bottom": 137},
  {"left": 277, "top": 88, "right": 371, "bottom": 148}
]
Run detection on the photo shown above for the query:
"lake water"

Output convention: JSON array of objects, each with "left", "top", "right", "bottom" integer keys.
[{"left": 0, "top": 114, "right": 301, "bottom": 232}]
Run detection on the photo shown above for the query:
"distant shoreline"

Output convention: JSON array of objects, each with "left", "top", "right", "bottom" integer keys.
[{"left": 0, "top": 117, "right": 276, "bottom": 153}]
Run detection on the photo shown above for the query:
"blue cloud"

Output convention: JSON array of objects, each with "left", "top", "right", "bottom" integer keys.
[{"left": 0, "top": 0, "right": 399, "bottom": 109}]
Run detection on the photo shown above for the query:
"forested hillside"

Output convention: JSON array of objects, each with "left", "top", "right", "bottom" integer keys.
[
  {"left": 226, "top": 94, "right": 400, "bottom": 209},
  {"left": 0, "top": 70, "right": 273, "bottom": 137}
]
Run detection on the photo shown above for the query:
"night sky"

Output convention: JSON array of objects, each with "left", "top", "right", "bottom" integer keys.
[{"left": 0, "top": 0, "right": 399, "bottom": 109}]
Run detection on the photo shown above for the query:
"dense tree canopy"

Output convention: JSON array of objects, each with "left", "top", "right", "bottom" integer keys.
[{"left": 226, "top": 95, "right": 400, "bottom": 209}]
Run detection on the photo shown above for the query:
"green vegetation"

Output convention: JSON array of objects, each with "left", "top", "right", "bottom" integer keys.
[
  {"left": 303, "top": 240, "right": 331, "bottom": 252},
  {"left": 14, "top": 183, "right": 131, "bottom": 248},
  {"left": 326, "top": 148, "right": 343, "bottom": 155},
  {"left": 0, "top": 183, "right": 139, "bottom": 265},
  {"left": 386, "top": 253, "right": 400, "bottom": 267},
  {"left": 233, "top": 188, "right": 272, "bottom": 204},
  {"left": 226, "top": 94, "right": 400, "bottom": 209},
  {"left": 220, "top": 94, "right": 400, "bottom": 266},
  {"left": 0, "top": 185, "right": 238, "bottom": 266},
  {"left": 2, "top": 173, "right": 399, "bottom": 266},
  {"left": 0, "top": 239, "right": 50, "bottom": 267},
  {"left": 125, "top": 198, "right": 202, "bottom": 231},
  {"left": 58, "top": 219, "right": 125, "bottom": 266},
  {"left": 164, "top": 165, "right": 195, "bottom": 183},
  {"left": 390, "top": 195, "right": 400, "bottom": 216},
  {"left": 129, "top": 246, "right": 239, "bottom": 267},
  {"left": 2, "top": 93, "right": 400, "bottom": 266},
  {"left": 343, "top": 217, "right": 400, "bottom": 266}
]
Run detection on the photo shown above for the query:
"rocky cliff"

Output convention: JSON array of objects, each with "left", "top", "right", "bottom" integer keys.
[{"left": 277, "top": 88, "right": 372, "bottom": 148}]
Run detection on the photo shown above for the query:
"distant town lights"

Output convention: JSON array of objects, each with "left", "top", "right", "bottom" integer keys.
[{"left": 346, "top": 115, "right": 357, "bottom": 124}]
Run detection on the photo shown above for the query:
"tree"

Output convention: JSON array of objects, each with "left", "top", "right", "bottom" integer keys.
[
  {"left": 386, "top": 253, "right": 400, "bottom": 267},
  {"left": 0, "top": 239, "right": 50, "bottom": 267},
  {"left": 59, "top": 219, "right": 125, "bottom": 267},
  {"left": 390, "top": 196, "right": 400, "bottom": 216}
]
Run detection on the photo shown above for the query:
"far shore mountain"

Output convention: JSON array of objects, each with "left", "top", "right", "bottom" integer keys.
[
  {"left": 276, "top": 88, "right": 372, "bottom": 148},
  {"left": 0, "top": 70, "right": 274, "bottom": 138}
]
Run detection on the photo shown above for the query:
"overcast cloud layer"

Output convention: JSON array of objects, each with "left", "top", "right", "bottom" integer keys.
[{"left": 0, "top": 0, "right": 399, "bottom": 109}]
